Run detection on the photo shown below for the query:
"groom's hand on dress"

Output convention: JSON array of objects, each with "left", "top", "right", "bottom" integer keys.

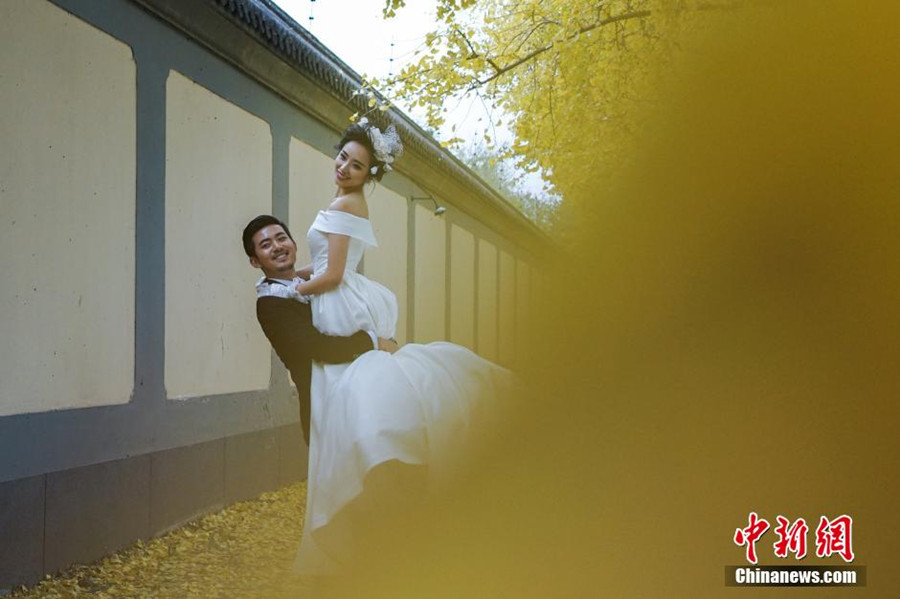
[{"left": 377, "top": 337, "right": 400, "bottom": 354}]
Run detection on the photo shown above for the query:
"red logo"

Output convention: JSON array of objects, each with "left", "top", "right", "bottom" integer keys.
[
  {"left": 815, "top": 515, "right": 855, "bottom": 562},
  {"left": 734, "top": 513, "right": 854, "bottom": 563},
  {"left": 734, "top": 512, "right": 770, "bottom": 564},
  {"left": 773, "top": 516, "right": 809, "bottom": 559}
]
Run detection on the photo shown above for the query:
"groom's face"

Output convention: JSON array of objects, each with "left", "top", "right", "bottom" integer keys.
[{"left": 250, "top": 224, "right": 297, "bottom": 279}]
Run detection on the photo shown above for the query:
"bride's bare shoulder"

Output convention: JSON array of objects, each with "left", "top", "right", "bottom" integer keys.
[{"left": 328, "top": 193, "right": 369, "bottom": 219}]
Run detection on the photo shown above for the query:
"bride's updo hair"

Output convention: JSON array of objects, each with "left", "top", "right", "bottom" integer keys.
[{"left": 336, "top": 119, "right": 403, "bottom": 182}]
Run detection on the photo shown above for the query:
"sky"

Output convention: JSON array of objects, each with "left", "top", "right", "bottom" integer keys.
[
  {"left": 275, "top": 0, "right": 434, "bottom": 80},
  {"left": 273, "top": 0, "right": 439, "bottom": 119}
]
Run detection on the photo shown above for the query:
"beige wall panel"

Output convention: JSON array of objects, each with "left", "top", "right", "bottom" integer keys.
[
  {"left": 0, "top": 0, "right": 136, "bottom": 416},
  {"left": 288, "top": 138, "right": 336, "bottom": 266},
  {"left": 516, "top": 260, "right": 532, "bottom": 366},
  {"left": 476, "top": 240, "right": 499, "bottom": 362},
  {"left": 366, "top": 185, "right": 409, "bottom": 343},
  {"left": 165, "top": 71, "right": 272, "bottom": 399},
  {"left": 413, "top": 205, "right": 446, "bottom": 343},
  {"left": 499, "top": 250, "right": 517, "bottom": 366},
  {"left": 449, "top": 225, "right": 476, "bottom": 350}
]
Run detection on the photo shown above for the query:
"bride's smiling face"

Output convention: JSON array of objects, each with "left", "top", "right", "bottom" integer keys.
[{"left": 334, "top": 141, "right": 372, "bottom": 192}]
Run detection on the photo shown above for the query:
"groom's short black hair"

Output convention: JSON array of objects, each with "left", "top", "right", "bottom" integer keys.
[{"left": 242, "top": 214, "right": 295, "bottom": 258}]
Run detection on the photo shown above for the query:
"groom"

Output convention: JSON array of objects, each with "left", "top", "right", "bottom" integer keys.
[{"left": 241, "top": 214, "right": 398, "bottom": 445}]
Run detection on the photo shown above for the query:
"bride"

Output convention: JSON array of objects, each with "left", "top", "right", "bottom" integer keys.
[{"left": 289, "top": 119, "right": 510, "bottom": 573}]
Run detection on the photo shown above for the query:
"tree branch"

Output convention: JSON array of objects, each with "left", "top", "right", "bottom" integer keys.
[
  {"left": 504, "top": 18, "right": 561, "bottom": 59},
  {"left": 453, "top": 26, "right": 502, "bottom": 74},
  {"left": 470, "top": 10, "right": 652, "bottom": 89}
]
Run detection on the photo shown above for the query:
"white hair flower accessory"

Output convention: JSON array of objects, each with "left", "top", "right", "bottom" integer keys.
[{"left": 359, "top": 117, "right": 403, "bottom": 174}]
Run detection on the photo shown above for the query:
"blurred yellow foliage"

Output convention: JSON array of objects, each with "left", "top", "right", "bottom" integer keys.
[{"left": 335, "top": 1, "right": 900, "bottom": 597}]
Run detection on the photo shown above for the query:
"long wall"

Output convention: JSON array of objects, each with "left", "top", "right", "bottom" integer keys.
[{"left": 0, "top": 0, "right": 549, "bottom": 589}]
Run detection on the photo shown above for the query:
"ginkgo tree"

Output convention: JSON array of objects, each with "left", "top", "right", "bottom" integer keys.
[{"left": 375, "top": 0, "right": 721, "bottom": 220}]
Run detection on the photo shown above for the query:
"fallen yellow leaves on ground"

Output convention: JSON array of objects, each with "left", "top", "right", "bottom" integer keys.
[{"left": 10, "top": 482, "right": 311, "bottom": 599}]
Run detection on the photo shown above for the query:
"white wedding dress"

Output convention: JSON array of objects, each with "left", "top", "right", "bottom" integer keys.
[{"left": 295, "top": 209, "right": 510, "bottom": 573}]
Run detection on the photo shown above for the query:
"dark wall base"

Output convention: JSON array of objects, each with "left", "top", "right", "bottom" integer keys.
[
  {"left": 0, "top": 475, "right": 44, "bottom": 588},
  {"left": 45, "top": 456, "right": 152, "bottom": 574},
  {"left": 0, "top": 423, "right": 307, "bottom": 591},
  {"left": 150, "top": 438, "right": 226, "bottom": 535}
]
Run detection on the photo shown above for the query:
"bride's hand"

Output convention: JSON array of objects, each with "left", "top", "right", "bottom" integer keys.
[
  {"left": 293, "top": 282, "right": 312, "bottom": 304},
  {"left": 377, "top": 337, "right": 400, "bottom": 354}
]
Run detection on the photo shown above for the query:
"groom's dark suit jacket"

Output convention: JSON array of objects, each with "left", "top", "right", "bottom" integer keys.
[{"left": 256, "top": 294, "right": 372, "bottom": 445}]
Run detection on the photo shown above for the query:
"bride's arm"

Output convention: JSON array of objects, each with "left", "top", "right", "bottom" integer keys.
[
  {"left": 295, "top": 263, "right": 313, "bottom": 280},
  {"left": 294, "top": 233, "right": 349, "bottom": 296}
]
